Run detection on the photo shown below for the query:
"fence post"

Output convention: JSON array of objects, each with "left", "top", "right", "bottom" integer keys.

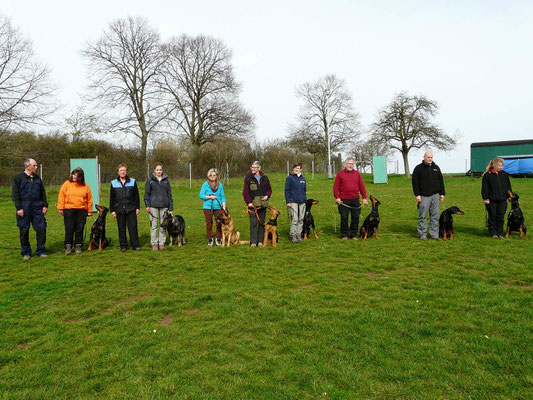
[
  {"left": 226, "top": 162, "right": 229, "bottom": 186},
  {"left": 189, "top": 163, "right": 192, "bottom": 189},
  {"left": 312, "top": 160, "right": 314, "bottom": 179},
  {"left": 287, "top": 161, "right": 289, "bottom": 176},
  {"left": 40, "top": 164, "right": 43, "bottom": 183}
]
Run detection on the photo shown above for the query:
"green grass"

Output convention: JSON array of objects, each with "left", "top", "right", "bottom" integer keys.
[{"left": 0, "top": 174, "right": 531, "bottom": 399}]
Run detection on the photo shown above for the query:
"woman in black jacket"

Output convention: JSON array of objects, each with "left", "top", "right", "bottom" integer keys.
[
  {"left": 481, "top": 157, "right": 512, "bottom": 239},
  {"left": 145, "top": 163, "right": 173, "bottom": 251}
]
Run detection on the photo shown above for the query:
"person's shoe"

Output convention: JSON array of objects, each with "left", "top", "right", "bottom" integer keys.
[
  {"left": 491, "top": 234, "right": 498, "bottom": 239},
  {"left": 207, "top": 238, "right": 214, "bottom": 247},
  {"left": 22, "top": 254, "right": 31, "bottom": 261},
  {"left": 498, "top": 235, "right": 505, "bottom": 240},
  {"left": 65, "top": 244, "right": 72, "bottom": 255},
  {"left": 352, "top": 237, "right": 358, "bottom": 241},
  {"left": 159, "top": 245, "right": 164, "bottom": 251},
  {"left": 257, "top": 242, "right": 263, "bottom": 248},
  {"left": 250, "top": 243, "right": 256, "bottom": 248},
  {"left": 75, "top": 244, "right": 82, "bottom": 254},
  {"left": 121, "top": 247, "right": 127, "bottom": 252},
  {"left": 430, "top": 236, "right": 441, "bottom": 241},
  {"left": 342, "top": 237, "right": 348, "bottom": 240},
  {"left": 216, "top": 238, "right": 222, "bottom": 247},
  {"left": 38, "top": 254, "right": 48, "bottom": 258},
  {"left": 134, "top": 247, "right": 142, "bottom": 251},
  {"left": 419, "top": 236, "right": 427, "bottom": 240},
  {"left": 152, "top": 245, "right": 158, "bottom": 251},
  {"left": 291, "top": 236, "right": 299, "bottom": 243}
]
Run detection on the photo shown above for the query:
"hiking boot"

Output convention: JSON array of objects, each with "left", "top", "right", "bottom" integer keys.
[
  {"left": 65, "top": 244, "right": 72, "bottom": 255},
  {"left": 22, "top": 254, "right": 31, "bottom": 261},
  {"left": 39, "top": 254, "right": 48, "bottom": 258},
  {"left": 152, "top": 245, "right": 158, "bottom": 251},
  {"left": 75, "top": 244, "right": 82, "bottom": 254},
  {"left": 120, "top": 247, "right": 127, "bottom": 252},
  {"left": 250, "top": 243, "right": 256, "bottom": 248},
  {"left": 257, "top": 242, "right": 263, "bottom": 248},
  {"left": 207, "top": 238, "right": 214, "bottom": 247},
  {"left": 216, "top": 238, "right": 222, "bottom": 247}
]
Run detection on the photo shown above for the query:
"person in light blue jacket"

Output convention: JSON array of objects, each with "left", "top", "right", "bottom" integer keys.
[{"left": 199, "top": 168, "right": 226, "bottom": 247}]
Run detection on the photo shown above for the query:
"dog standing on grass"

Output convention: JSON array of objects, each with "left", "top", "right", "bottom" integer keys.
[{"left": 160, "top": 211, "right": 186, "bottom": 247}]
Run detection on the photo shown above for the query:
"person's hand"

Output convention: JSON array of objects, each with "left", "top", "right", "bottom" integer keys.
[
  {"left": 88, "top": 213, "right": 92, "bottom": 217},
  {"left": 17, "top": 209, "right": 24, "bottom": 217},
  {"left": 146, "top": 207, "right": 151, "bottom": 213},
  {"left": 261, "top": 196, "right": 268, "bottom": 201},
  {"left": 135, "top": 209, "right": 140, "bottom": 215},
  {"left": 336, "top": 198, "right": 341, "bottom": 205},
  {"left": 440, "top": 195, "right": 445, "bottom": 202},
  {"left": 58, "top": 209, "right": 64, "bottom": 215},
  {"left": 42, "top": 207, "right": 48, "bottom": 215},
  {"left": 287, "top": 203, "right": 291, "bottom": 207},
  {"left": 362, "top": 198, "right": 368, "bottom": 206},
  {"left": 415, "top": 195, "right": 422, "bottom": 203},
  {"left": 248, "top": 203, "right": 254, "bottom": 208},
  {"left": 112, "top": 211, "right": 117, "bottom": 218},
  {"left": 484, "top": 199, "right": 490, "bottom": 204},
  {"left": 211, "top": 195, "right": 217, "bottom": 199},
  {"left": 222, "top": 203, "right": 226, "bottom": 210}
]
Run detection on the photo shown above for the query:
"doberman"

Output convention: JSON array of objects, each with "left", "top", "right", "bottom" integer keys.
[
  {"left": 301, "top": 198, "right": 319, "bottom": 240},
  {"left": 506, "top": 191, "right": 527, "bottom": 238},
  {"left": 438, "top": 206, "right": 464, "bottom": 240},
  {"left": 88, "top": 204, "right": 110, "bottom": 251},
  {"left": 359, "top": 195, "right": 381, "bottom": 240}
]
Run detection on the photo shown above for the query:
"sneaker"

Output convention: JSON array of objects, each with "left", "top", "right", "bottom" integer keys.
[
  {"left": 38, "top": 254, "right": 48, "bottom": 258},
  {"left": 291, "top": 236, "right": 299, "bottom": 243},
  {"left": 250, "top": 243, "right": 256, "bottom": 248},
  {"left": 22, "top": 254, "right": 31, "bottom": 261},
  {"left": 342, "top": 237, "right": 348, "bottom": 240},
  {"left": 120, "top": 247, "right": 127, "bottom": 252},
  {"left": 65, "top": 244, "right": 72, "bottom": 255},
  {"left": 419, "top": 236, "right": 427, "bottom": 240},
  {"left": 134, "top": 247, "right": 142, "bottom": 251},
  {"left": 216, "top": 238, "right": 222, "bottom": 247},
  {"left": 152, "top": 245, "right": 158, "bottom": 251},
  {"left": 498, "top": 235, "right": 505, "bottom": 240},
  {"left": 352, "top": 237, "right": 358, "bottom": 241},
  {"left": 491, "top": 235, "right": 498, "bottom": 239},
  {"left": 207, "top": 238, "right": 214, "bottom": 247},
  {"left": 75, "top": 244, "right": 82, "bottom": 254},
  {"left": 257, "top": 242, "right": 263, "bottom": 248},
  {"left": 159, "top": 245, "right": 164, "bottom": 251}
]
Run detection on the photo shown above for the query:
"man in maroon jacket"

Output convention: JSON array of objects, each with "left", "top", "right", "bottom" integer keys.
[{"left": 333, "top": 158, "right": 368, "bottom": 240}]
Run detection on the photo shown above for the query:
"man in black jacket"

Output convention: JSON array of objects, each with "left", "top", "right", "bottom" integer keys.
[
  {"left": 11, "top": 158, "right": 48, "bottom": 260},
  {"left": 412, "top": 151, "right": 445, "bottom": 240}
]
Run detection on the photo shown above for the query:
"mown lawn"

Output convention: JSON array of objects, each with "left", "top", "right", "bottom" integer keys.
[{"left": 0, "top": 173, "right": 531, "bottom": 399}]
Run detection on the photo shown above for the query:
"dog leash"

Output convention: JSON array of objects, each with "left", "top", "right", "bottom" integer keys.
[
  {"left": 243, "top": 205, "right": 266, "bottom": 225},
  {"left": 338, "top": 201, "right": 364, "bottom": 210}
]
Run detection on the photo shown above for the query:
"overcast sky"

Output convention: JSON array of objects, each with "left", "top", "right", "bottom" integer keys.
[{"left": 2, "top": 0, "right": 532, "bottom": 173}]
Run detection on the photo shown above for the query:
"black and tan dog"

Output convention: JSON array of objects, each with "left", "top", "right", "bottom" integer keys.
[
  {"left": 88, "top": 204, "right": 110, "bottom": 251},
  {"left": 161, "top": 211, "right": 186, "bottom": 247},
  {"left": 506, "top": 191, "right": 527, "bottom": 238},
  {"left": 438, "top": 206, "right": 464, "bottom": 240},
  {"left": 216, "top": 208, "right": 249, "bottom": 246},
  {"left": 302, "top": 198, "right": 319, "bottom": 240},
  {"left": 263, "top": 206, "right": 281, "bottom": 247},
  {"left": 359, "top": 195, "right": 381, "bottom": 240}
]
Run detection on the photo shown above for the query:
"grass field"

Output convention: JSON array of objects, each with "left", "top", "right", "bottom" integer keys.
[{"left": 0, "top": 173, "right": 531, "bottom": 399}]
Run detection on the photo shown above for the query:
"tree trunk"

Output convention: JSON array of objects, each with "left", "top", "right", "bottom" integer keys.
[{"left": 402, "top": 151, "right": 410, "bottom": 178}]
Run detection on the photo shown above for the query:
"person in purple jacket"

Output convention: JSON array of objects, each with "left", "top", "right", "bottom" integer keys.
[{"left": 243, "top": 161, "right": 272, "bottom": 247}]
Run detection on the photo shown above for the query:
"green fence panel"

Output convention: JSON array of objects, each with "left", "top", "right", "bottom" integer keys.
[
  {"left": 373, "top": 156, "right": 388, "bottom": 184},
  {"left": 70, "top": 158, "right": 99, "bottom": 212}
]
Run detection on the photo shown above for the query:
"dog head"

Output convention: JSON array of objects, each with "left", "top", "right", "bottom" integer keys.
[
  {"left": 95, "top": 204, "right": 109, "bottom": 217},
  {"left": 267, "top": 206, "right": 280, "bottom": 220},
  {"left": 369, "top": 195, "right": 381, "bottom": 208},
  {"left": 306, "top": 198, "right": 319, "bottom": 207},
  {"left": 508, "top": 190, "right": 520, "bottom": 202},
  {"left": 160, "top": 210, "right": 174, "bottom": 228},
  {"left": 216, "top": 208, "right": 232, "bottom": 225},
  {"left": 446, "top": 206, "right": 464, "bottom": 215}
]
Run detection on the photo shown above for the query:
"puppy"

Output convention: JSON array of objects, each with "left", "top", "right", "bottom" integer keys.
[
  {"left": 438, "top": 206, "right": 464, "bottom": 240},
  {"left": 506, "top": 191, "right": 527, "bottom": 238},
  {"left": 88, "top": 204, "right": 110, "bottom": 251},
  {"left": 263, "top": 206, "right": 281, "bottom": 247},
  {"left": 302, "top": 199, "right": 319, "bottom": 240},
  {"left": 160, "top": 211, "right": 186, "bottom": 246},
  {"left": 215, "top": 208, "right": 249, "bottom": 246},
  {"left": 359, "top": 195, "right": 381, "bottom": 240}
]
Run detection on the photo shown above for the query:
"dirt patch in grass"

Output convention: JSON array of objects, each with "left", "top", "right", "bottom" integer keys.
[
  {"left": 503, "top": 281, "right": 533, "bottom": 290},
  {"left": 186, "top": 309, "right": 199, "bottom": 315},
  {"left": 365, "top": 272, "right": 389, "bottom": 278},
  {"left": 300, "top": 285, "right": 314, "bottom": 289},
  {"left": 15, "top": 341, "right": 29, "bottom": 349},
  {"left": 160, "top": 315, "right": 173, "bottom": 325},
  {"left": 65, "top": 318, "right": 78, "bottom": 324}
]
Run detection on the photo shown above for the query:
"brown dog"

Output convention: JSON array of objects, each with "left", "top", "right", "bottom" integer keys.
[
  {"left": 216, "top": 208, "right": 249, "bottom": 246},
  {"left": 263, "top": 206, "right": 281, "bottom": 247}
]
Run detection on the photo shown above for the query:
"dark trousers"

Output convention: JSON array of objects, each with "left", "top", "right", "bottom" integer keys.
[
  {"left": 486, "top": 201, "right": 507, "bottom": 236},
  {"left": 203, "top": 209, "right": 222, "bottom": 238},
  {"left": 63, "top": 209, "right": 88, "bottom": 247},
  {"left": 249, "top": 207, "right": 267, "bottom": 245},
  {"left": 16, "top": 201, "right": 46, "bottom": 256},
  {"left": 116, "top": 211, "right": 139, "bottom": 249},
  {"left": 338, "top": 198, "right": 361, "bottom": 238}
]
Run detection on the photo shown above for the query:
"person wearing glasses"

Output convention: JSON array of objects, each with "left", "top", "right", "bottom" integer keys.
[{"left": 243, "top": 161, "right": 272, "bottom": 247}]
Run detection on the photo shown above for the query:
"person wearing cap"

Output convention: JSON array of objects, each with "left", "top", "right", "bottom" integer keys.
[{"left": 243, "top": 161, "right": 272, "bottom": 247}]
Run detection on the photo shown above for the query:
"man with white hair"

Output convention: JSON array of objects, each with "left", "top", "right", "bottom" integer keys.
[
  {"left": 412, "top": 151, "right": 445, "bottom": 240},
  {"left": 11, "top": 158, "right": 48, "bottom": 260}
]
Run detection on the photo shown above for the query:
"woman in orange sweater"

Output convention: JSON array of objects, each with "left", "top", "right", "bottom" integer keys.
[{"left": 57, "top": 168, "right": 93, "bottom": 254}]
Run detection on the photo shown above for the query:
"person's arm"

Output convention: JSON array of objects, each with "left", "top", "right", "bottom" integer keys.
[
  {"left": 264, "top": 176, "right": 272, "bottom": 200},
  {"left": 110, "top": 183, "right": 117, "bottom": 217},
  {"left": 12, "top": 174, "right": 22, "bottom": 211},
  {"left": 438, "top": 167, "right": 445, "bottom": 197},
  {"left": 144, "top": 180, "right": 151, "bottom": 210},
  {"left": 87, "top": 185, "right": 93, "bottom": 215},
  {"left": 481, "top": 173, "right": 489, "bottom": 203},
  {"left": 57, "top": 182, "right": 67, "bottom": 214},
  {"left": 243, "top": 177, "right": 252, "bottom": 205},
  {"left": 133, "top": 181, "right": 140, "bottom": 214},
  {"left": 358, "top": 173, "right": 368, "bottom": 205},
  {"left": 284, "top": 176, "right": 292, "bottom": 205},
  {"left": 39, "top": 177, "right": 48, "bottom": 209},
  {"left": 167, "top": 180, "right": 174, "bottom": 212},
  {"left": 219, "top": 184, "right": 226, "bottom": 205},
  {"left": 333, "top": 173, "right": 342, "bottom": 204}
]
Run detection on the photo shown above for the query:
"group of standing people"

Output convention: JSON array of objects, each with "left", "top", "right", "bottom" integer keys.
[{"left": 10, "top": 153, "right": 517, "bottom": 259}]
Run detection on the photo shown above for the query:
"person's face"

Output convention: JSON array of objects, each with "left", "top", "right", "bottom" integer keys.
[
  {"left": 494, "top": 162, "right": 503, "bottom": 172},
  {"left": 72, "top": 173, "right": 78, "bottom": 182},
  {"left": 424, "top": 153, "right": 433, "bottom": 165},
  {"left": 154, "top": 166, "right": 163, "bottom": 177},
  {"left": 345, "top": 160, "right": 354, "bottom": 171},
  {"left": 26, "top": 159, "right": 38, "bottom": 174},
  {"left": 293, "top": 166, "right": 302, "bottom": 175},
  {"left": 251, "top": 165, "right": 260, "bottom": 174},
  {"left": 208, "top": 172, "right": 217, "bottom": 181},
  {"left": 118, "top": 167, "right": 127, "bottom": 178}
]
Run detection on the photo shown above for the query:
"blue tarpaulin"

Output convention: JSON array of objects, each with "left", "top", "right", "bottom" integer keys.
[{"left": 502, "top": 157, "right": 533, "bottom": 174}]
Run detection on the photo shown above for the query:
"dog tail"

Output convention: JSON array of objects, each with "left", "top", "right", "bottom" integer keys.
[{"left": 238, "top": 240, "right": 250, "bottom": 245}]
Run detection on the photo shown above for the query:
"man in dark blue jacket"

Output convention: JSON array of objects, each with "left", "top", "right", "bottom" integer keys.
[
  {"left": 11, "top": 158, "right": 48, "bottom": 260},
  {"left": 285, "top": 163, "right": 307, "bottom": 243}
]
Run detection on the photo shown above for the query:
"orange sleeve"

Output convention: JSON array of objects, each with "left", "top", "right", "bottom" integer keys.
[
  {"left": 87, "top": 185, "right": 93, "bottom": 213},
  {"left": 57, "top": 181, "right": 68, "bottom": 210}
]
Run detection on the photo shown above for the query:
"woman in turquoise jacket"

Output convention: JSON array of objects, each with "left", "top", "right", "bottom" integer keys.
[{"left": 199, "top": 168, "right": 226, "bottom": 247}]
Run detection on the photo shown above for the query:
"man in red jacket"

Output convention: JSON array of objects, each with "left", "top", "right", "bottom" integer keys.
[{"left": 333, "top": 158, "right": 368, "bottom": 240}]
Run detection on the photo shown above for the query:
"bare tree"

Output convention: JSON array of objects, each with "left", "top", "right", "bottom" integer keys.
[
  {"left": 159, "top": 34, "right": 254, "bottom": 149},
  {"left": 371, "top": 92, "right": 457, "bottom": 177},
  {"left": 0, "top": 15, "right": 57, "bottom": 135},
  {"left": 82, "top": 16, "right": 166, "bottom": 164},
  {"left": 287, "top": 127, "right": 323, "bottom": 164},
  {"left": 290, "top": 74, "right": 360, "bottom": 177},
  {"left": 64, "top": 104, "right": 102, "bottom": 142},
  {"left": 350, "top": 135, "right": 393, "bottom": 173}
]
